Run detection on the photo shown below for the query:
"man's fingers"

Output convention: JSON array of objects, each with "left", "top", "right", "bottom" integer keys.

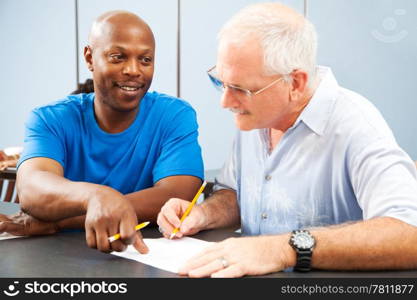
[
  {"left": 187, "top": 258, "right": 226, "bottom": 278},
  {"left": 0, "top": 221, "right": 26, "bottom": 236},
  {"left": 119, "top": 214, "right": 138, "bottom": 245},
  {"left": 159, "top": 198, "right": 201, "bottom": 239},
  {"left": 108, "top": 224, "right": 127, "bottom": 252},
  {"left": 179, "top": 252, "right": 218, "bottom": 275},
  {"left": 85, "top": 226, "right": 97, "bottom": 249},
  {"left": 96, "top": 228, "right": 112, "bottom": 253},
  {"left": 178, "top": 242, "right": 224, "bottom": 274},
  {"left": 0, "top": 214, "right": 11, "bottom": 222},
  {"left": 109, "top": 240, "right": 127, "bottom": 252},
  {"left": 0, "top": 151, "right": 6, "bottom": 160},
  {"left": 180, "top": 216, "right": 200, "bottom": 235},
  {"left": 157, "top": 213, "right": 178, "bottom": 239},
  {"left": 160, "top": 200, "right": 183, "bottom": 229},
  {"left": 211, "top": 264, "right": 243, "bottom": 278},
  {"left": 132, "top": 232, "right": 149, "bottom": 254}
]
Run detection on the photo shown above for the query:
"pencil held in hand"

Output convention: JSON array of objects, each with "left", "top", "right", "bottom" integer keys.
[
  {"left": 108, "top": 221, "right": 150, "bottom": 243},
  {"left": 170, "top": 181, "right": 207, "bottom": 239}
]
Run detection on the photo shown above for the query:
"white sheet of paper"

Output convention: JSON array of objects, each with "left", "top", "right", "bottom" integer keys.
[
  {"left": 0, "top": 232, "right": 23, "bottom": 241},
  {"left": 111, "top": 237, "right": 213, "bottom": 273}
]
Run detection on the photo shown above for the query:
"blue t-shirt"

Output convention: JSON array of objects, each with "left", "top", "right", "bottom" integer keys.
[{"left": 18, "top": 91, "right": 204, "bottom": 194}]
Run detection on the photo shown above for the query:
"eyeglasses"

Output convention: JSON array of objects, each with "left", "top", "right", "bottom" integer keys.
[{"left": 207, "top": 65, "right": 286, "bottom": 100}]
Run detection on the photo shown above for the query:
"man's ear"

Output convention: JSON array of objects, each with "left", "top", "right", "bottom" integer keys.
[
  {"left": 84, "top": 46, "right": 94, "bottom": 72},
  {"left": 289, "top": 70, "right": 308, "bottom": 101}
]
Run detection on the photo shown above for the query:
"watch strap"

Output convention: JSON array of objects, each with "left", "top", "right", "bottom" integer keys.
[{"left": 294, "top": 248, "right": 312, "bottom": 272}]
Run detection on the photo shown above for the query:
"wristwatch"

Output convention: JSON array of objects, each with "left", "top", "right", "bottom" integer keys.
[{"left": 289, "top": 229, "right": 316, "bottom": 272}]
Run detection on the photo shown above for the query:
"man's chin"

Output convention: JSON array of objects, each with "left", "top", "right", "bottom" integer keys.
[
  {"left": 102, "top": 97, "right": 141, "bottom": 113},
  {"left": 235, "top": 120, "right": 255, "bottom": 131},
  {"left": 113, "top": 90, "right": 146, "bottom": 110},
  {"left": 235, "top": 115, "right": 256, "bottom": 131}
]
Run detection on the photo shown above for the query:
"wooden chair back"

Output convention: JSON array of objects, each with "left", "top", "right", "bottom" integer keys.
[{"left": 0, "top": 169, "right": 18, "bottom": 203}]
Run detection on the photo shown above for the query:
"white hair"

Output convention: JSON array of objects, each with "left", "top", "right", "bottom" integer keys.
[{"left": 218, "top": 3, "right": 317, "bottom": 88}]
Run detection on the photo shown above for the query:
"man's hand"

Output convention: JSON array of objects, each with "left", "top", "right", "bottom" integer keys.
[
  {"left": 0, "top": 149, "right": 19, "bottom": 170},
  {"left": 178, "top": 235, "right": 294, "bottom": 278},
  {"left": 0, "top": 211, "right": 59, "bottom": 236},
  {"left": 157, "top": 198, "right": 207, "bottom": 239},
  {"left": 84, "top": 186, "right": 148, "bottom": 254}
]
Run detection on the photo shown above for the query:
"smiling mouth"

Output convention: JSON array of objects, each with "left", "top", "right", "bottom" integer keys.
[
  {"left": 115, "top": 83, "right": 145, "bottom": 91},
  {"left": 120, "top": 86, "right": 139, "bottom": 91},
  {"left": 230, "top": 108, "right": 248, "bottom": 115}
]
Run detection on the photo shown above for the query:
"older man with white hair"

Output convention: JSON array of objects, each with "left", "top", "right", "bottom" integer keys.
[{"left": 157, "top": 2, "right": 417, "bottom": 277}]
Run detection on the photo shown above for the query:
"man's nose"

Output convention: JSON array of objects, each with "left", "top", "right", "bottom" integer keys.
[
  {"left": 220, "top": 87, "right": 239, "bottom": 109},
  {"left": 123, "top": 59, "right": 142, "bottom": 77}
]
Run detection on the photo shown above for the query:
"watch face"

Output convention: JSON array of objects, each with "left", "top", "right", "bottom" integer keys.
[{"left": 291, "top": 231, "right": 315, "bottom": 250}]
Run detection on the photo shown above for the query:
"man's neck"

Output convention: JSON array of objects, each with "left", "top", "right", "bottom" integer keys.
[
  {"left": 93, "top": 101, "right": 139, "bottom": 134},
  {"left": 268, "top": 128, "right": 284, "bottom": 153},
  {"left": 269, "top": 89, "right": 315, "bottom": 151}
]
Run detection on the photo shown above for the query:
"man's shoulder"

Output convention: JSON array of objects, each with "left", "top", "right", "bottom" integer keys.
[
  {"left": 145, "top": 91, "right": 194, "bottom": 113},
  {"left": 33, "top": 93, "right": 93, "bottom": 117},
  {"left": 327, "top": 87, "right": 395, "bottom": 146},
  {"left": 334, "top": 87, "right": 389, "bottom": 130}
]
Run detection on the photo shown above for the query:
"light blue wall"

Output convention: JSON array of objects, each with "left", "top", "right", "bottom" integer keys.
[
  {"left": 0, "top": 0, "right": 416, "bottom": 169},
  {"left": 0, "top": 0, "right": 76, "bottom": 149},
  {"left": 309, "top": 0, "right": 417, "bottom": 160}
]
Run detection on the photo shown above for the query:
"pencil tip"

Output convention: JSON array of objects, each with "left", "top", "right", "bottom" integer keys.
[{"left": 169, "top": 233, "right": 175, "bottom": 239}]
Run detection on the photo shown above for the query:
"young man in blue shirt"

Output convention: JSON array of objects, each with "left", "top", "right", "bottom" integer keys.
[{"left": 0, "top": 11, "right": 203, "bottom": 254}]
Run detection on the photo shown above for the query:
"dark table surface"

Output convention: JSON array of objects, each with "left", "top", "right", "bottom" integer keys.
[{"left": 1, "top": 202, "right": 416, "bottom": 278}]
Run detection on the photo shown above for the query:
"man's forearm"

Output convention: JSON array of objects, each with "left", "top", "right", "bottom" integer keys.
[
  {"left": 125, "top": 187, "right": 177, "bottom": 223},
  {"left": 18, "top": 171, "right": 97, "bottom": 222},
  {"left": 308, "top": 217, "right": 417, "bottom": 270},
  {"left": 200, "top": 189, "right": 240, "bottom": 230},
  {"left": 56, "top": 215, "right": 86, "bottom": 230},
  {"left": 125, "top": 176, "right": 202, "bottom": 223}
]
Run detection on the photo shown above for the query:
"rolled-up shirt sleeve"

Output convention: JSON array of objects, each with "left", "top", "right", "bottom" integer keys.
[{"left": 349, "top": 137, "right": 417, "bottom": 227}]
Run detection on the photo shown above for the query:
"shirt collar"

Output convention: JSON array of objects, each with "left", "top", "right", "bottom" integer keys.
[{"left": 294, "top": 66, "right": 339, "bottom": 136}]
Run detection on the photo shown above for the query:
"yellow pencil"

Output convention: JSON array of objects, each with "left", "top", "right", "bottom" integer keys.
[
  {"left": 170, "top": 181, "right": 207, "bottom": 239},
  {"left": 108, "top": 221, "right": 150, "bottom": 243}
]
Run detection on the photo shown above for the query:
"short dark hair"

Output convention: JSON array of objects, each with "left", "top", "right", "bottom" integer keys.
[{"left": 71, "top": 79, "right": 94, "bottom": 94}]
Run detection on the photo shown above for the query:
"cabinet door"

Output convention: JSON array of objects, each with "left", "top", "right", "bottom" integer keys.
[
  {"left": 0, "top": 0, "right": 76, "bottom": 149},
  {"left": 180, "top": 0, "right": 305, "bottom": 170},
  {"left": 77, "top": 0, "right": 177, "bottom": 96},
  {"left": 309, "top": 0, "right": 417, "bottom": 159}
]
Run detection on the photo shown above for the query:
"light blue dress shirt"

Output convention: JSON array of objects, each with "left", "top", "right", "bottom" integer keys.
[{"left": 214, "top": 67, "right": 417, "bottom": 236}]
